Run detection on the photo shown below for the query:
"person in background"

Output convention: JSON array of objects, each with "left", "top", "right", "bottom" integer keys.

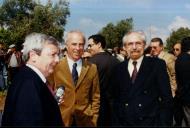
[
  {"left": 144, "top": 46, "right": 152, "bottom": 56},
  {"left": 48, "top": 30, "right": 100, "bottom": 127},
  {"left": 150, "top": 37, "right": 177, "bottom": 97},
  {"left": 175, "top": 37, "right": 190, "bottom": 126},
  {"left": 82, "top": 49, "right": 92, "bottom": 61},
  {"left": 116, "top": 47, "right": 128, "bottom": 62},
  {"left": 0, "top": 43, "right": 7, "bottom": 90},
  {"left": 173, "top": 42, "right": 181, "bottom": 57},
  {"left": 87, "top": 34, "right": 120, "bottom": 126},
  {"left": 6, "top": 44, "right": 23, "bottom": 84},
  {"left": 1, "top": 33, "right": 64, "bottom": 127},
  {"left": 109, "top": 31, "right": 173, "bottom": 126}
]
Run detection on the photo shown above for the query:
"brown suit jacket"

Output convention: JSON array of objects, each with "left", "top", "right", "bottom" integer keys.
[
  {"left": 159, "top": 51, "right": 177, "bottom": 97},
  {"left": 48, "top": 57, "right": 100, "bottom": 127}
]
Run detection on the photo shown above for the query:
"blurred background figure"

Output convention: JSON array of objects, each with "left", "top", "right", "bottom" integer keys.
[
  {"left": 116, "top": 47, "right": 128, "bottom": 62},
  {"left": 82, "top": 49, "right": 91, "bottom": 61},
  {"left": 173, "top": 42, "right": 181, "bottom": 57},
  {"left": 175, "top": 37, "right": 190, "bottom": 127},
  {"left": 150, "top": 37, "right": 177, "bottom": 97},
  {"left": 6, "top": 44, "right": 23, "bottom": 84},
  {"left": 59, "top": 45, "right": 67, "bottom": 58},
  {"left": 0, "top": 43, "right": 7, "bottom": 90},
  {"left": 144, "top": 46, "right": 152, "bottom": 56}
]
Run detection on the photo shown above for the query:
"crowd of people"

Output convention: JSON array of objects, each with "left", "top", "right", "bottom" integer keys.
[{"left": 0, "top": 30, "right": 190, "bottom": 127}]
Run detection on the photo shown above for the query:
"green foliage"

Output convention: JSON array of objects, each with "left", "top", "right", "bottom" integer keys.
[
  {"left": 0, "top": 0, "right": 70, "bottom": 49},
  {"left": 99, "top": 18, "right": 133, "bottom": 48},
  {"left": 166, "top": 27, "right": 190, "bottom": 51}
]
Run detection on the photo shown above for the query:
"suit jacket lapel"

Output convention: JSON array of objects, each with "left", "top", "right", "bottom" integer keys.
[
  {"left": 128, "top": 57, "right": 151, "bottom": 99},
  {"left": 135, "top": 57, "right": 150, "bottom": 86},
  {"left": 76, "top": 59, "right": 89, "bottom": 88},
  {"left": 61, "top": 58, "right": 74, "bottom": 87}
]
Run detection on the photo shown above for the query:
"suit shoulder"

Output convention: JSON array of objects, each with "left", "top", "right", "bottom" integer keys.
[
  {"left": 84, "top": 59, "right": 97, "bottom": 68},
  {"left": 145, "top": 56, "right": 166, "bottom": 65}
]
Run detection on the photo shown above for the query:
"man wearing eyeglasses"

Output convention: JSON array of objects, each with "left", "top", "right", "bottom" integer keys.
[
  {"left": 150, "top": 37, "right": 177, "bottom": 98},
  {"left": 109, "top": 31, "right": 173, "bottom": 126},
  {"left": 173, "top": 43, "right": 181, "bottom": 57}
]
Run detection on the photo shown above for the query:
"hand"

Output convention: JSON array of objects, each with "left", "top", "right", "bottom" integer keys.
[{"left": 58, "top": 95, "right": 64, "bottom": 105}]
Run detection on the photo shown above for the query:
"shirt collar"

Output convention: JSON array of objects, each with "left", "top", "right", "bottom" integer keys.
[
  {"left": 26, "top": 63, "right": 46, "bottom": 83},
  {"left": 129, "top": 55, "right": 144, "bottom": 64},
  {"left": 66, "top": 55, "right": 82, "bottom": 66}
]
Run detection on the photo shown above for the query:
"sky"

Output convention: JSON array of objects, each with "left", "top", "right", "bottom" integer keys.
[
  {"left": 63, "top": 0, "right": 190, "bottom": 44},
  {"left": 1, "top": 0, "right": 190, "bottom": 44}
]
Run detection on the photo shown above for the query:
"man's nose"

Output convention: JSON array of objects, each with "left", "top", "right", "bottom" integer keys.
[
  {"left": 55, "top": 55, "right": 60, "bottom": 63},
  {"left": 132, "top": 43, "right": 137, "bottom": 49}
]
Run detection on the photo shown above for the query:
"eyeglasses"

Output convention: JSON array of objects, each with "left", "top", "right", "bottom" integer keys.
[
  {"left": 150, "top": 46, "right": 157, "bottom": 49},
  {"left": 88, "top": 44, "right": 95, "bottom": 48},
  {"left": 174, "top": 48, "right": 180, "bottom": 51}
]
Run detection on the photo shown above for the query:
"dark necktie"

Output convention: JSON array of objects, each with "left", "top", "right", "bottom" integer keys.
[
  {"left": 72, "top": 63, "right": 78, "bottom": 85},
  {"left": 131, "top": 61, "right": 138, "bottom": 84}
]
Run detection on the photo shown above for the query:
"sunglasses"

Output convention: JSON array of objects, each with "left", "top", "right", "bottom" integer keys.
[
  {"left": 150, "top": 46, "right": 157, "bottom": 49},
  {"left": 174, "top": 48, "right": 180, "bottom": 51},
  {"left": 88, "top": 44, "right": 95, "bottom": 48}
]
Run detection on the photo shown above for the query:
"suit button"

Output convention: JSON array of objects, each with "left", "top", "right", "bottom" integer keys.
[
  {"left": 158, "top": 97, "right": 162, "bottom": 101},
  {"left": 143, "top": 90, "right": 147, "bottom": 94},
  {"left": 125, "top": 103, "right": 128, "bottom": 107},
  {"left": 139, "top": 117, "right": 143, "bottom": 121},
  {"left": 138, "top": 104, "right": 142, "bottom": 107}
]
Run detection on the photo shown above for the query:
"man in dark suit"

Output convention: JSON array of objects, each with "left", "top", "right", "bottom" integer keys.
[
  {"left": 175, "top": 36, "right": 190, "bottom": 126},
  {"left": 1, "top": 33, "right": 64, "bottom": 126},
  {"left": 87, "top": 34, "right": 120, "bottom": 126},
  {"left": 109, "top": 31, "right": 173, "bottom": 126}
]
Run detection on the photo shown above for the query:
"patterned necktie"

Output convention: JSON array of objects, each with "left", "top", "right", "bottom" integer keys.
[
  {"left": 72, "top": 63, "right": 78, "bottom": 85},
  {"left": 131, "top": 61, "right": 138, "bottom": 84}
]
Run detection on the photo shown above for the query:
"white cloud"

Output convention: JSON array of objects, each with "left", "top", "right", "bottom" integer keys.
[
  {"left": 185, "top": 3, "right": 190, "bottom": 10},
  {"left": 144, "top": 25, "right": 168, "bottom": 44},
  {"left": 168, "top": 16, "right": 190, "bottom": 31},
  {"left": 79, "top": 18, "right": 105, "bottom": 33}
]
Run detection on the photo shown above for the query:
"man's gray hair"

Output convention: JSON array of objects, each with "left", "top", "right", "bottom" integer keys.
[
  {"left": 22, "top": 32, "right": 60, "bottom": 62},
  {"left": 65, "top": 30, "right": 86, "bottom": 44},
  {"left": 122, "top": 31, "right": 147, "bottom": 45}
]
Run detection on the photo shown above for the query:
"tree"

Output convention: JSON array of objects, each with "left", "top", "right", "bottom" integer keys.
[
  {"left": 0, "top": 0, "right": 70, "bottom": 49},
  {"left": 99, "top": 18, "right": 133, "bottom": 48},
  {"left": 166, "top": 27, "right": 190, "bottom": 51}
]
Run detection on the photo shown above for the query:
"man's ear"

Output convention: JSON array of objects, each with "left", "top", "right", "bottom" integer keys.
[
  {"left": 29, "top": 50, "right": 38, "bottom": 62},
  {"left": 97, "top": 42, "right": 102, "bottom": 48},
  {"left": 123, "top": 46, "right": 126, "bottom": 51}
]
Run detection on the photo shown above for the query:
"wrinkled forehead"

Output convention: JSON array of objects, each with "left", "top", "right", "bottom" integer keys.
[{"left": 66, "top": 32, "right": 85, "bottom": 44}]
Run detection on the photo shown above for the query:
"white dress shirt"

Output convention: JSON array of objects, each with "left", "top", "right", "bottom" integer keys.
[
  {"left": 128, "top": 56, "right": 144, "bottom": 77},
  {"left": 66, "top": 56, "right": 82, "bottom": 76}
]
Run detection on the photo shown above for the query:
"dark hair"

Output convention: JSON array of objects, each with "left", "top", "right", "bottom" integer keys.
[
  {"left": 88, "top": 34, "right": 106, "bottom": 49},
  {"left": 181, "top": 36, "right": 190, "bottom": 53},
  {"left": 151, "top": 37, "right": 163, "bottom": 46}
]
